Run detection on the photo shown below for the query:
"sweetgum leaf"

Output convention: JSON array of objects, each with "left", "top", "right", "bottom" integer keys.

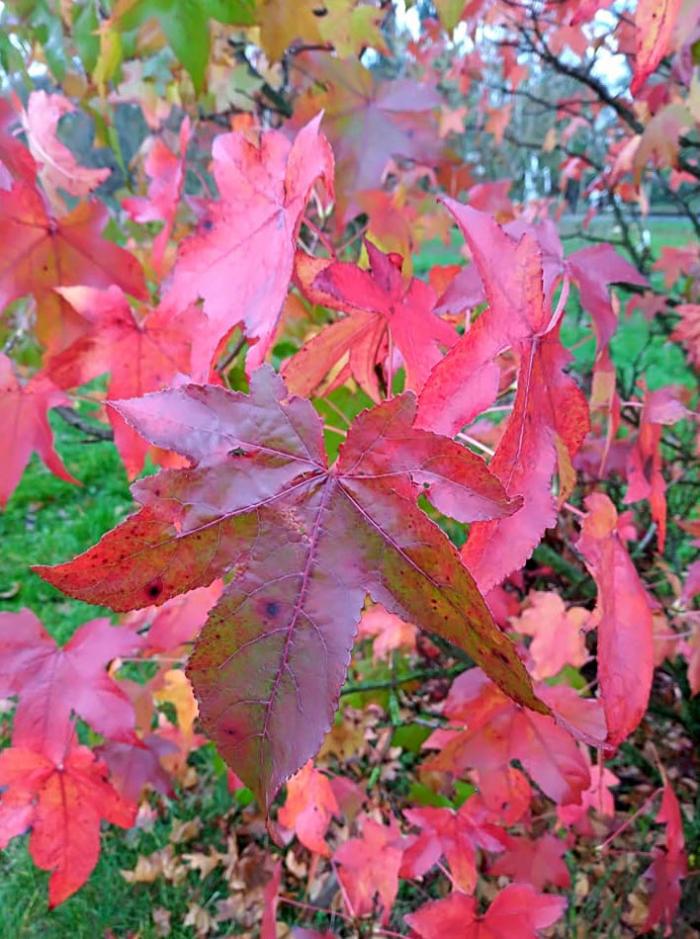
[
  {"left": 577, "top": 493, "right": 654, "bottom": 749},
  {"left": 47, "top": 284, "right": 206, "bottom": 478},
  {"left": 0, "top": 745, "right": 135, "bottom": 907},
  {"left": 285, "top": 243, "right": 456, "bottom": 401},
  {"left": 406, "top": 884, "right": 567, "bottom": 939},
  {"left": 0, "top": 609, "right": 141, "bottom": 762},
  {"left": 0, "top": 353, "right": 78, "bottom": 506},
  {"left": 36, "top": 366, "right": 546, "bottom": 809},
  {"left": 631, "top": 0, "right": 682, "bottom": 95},
  {"left": 0, "top": 180, "right": 147, "bottom": 353},
  {"left": 418, "top": 203, "right": 590, "bottom": 592},
  {"left": 164, "top": 114, "right": 334, "bottom": 374}
]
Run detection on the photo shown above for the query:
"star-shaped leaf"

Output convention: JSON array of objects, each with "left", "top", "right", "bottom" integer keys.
[
  {"left": 284, "top": 243, "right": 457, "bottom": 401},
  {"left": 36, "top": 366, "right": 545, "bottom": 809},
  {"left": 0, "top": 745, "right": 135, "bottom": 907}
]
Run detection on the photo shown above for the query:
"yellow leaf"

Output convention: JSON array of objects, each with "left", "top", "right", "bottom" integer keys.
[
  {"left": 318, "top": 1, "right": 388, "bottom": 57},
  {"left": 434, "top": 0, "right": 466, "bottom": 31},
  {"left": 255, "top": 0, "right": 323, "bottom": 61},
  {"left": 93, "top": 25, "right": 123, "bottom": 95},
  {"left": 542, "top": 126, "right": 557, "bottom": 153},
  {"left": 155, "top": 669, "right": 198, "bottom": 735}
]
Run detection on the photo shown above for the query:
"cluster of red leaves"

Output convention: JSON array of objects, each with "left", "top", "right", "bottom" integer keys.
[{"left": 0, "top": 7, "right": 697, "bottom": 930}]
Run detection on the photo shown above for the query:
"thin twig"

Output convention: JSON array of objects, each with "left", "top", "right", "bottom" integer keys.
[
  {"left": 53, "top": 406, "right": 113, "bottom": 442},
  {"left": 341, "top": 664, "right": 467, "bottom": 696}
]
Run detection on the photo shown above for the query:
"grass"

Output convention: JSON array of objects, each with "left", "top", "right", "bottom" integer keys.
[
  {"left": 414, "top": 213, "right": 696, "bottom": 273},
  {"left": 0, "top": 749, "right": 242, "bottom": 939},
  {"left": 0, "top": 413, "right": 132, "bottom": 642}
]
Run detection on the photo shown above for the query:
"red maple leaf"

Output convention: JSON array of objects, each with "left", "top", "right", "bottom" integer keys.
[
  {"left": 509, "top": 590, "right": 589, "bottom": 680},
  {"left": 556, "top": 751, "right": 619, "bottom": 834},
  {"left": 47, "top": 284, "right": 206, "bottom": 477},
  {"left": 124, "top": 581, "right": 224, "bottom": 654},
  {"left": 293, "top": 53, "right": 440, "bottom": 224},
  {"left": 623, "top": 387, "right": 687, "bottom": 554},
  {"left": 436, "top": 219, "right": 646, "bottom": 361},
  {"left": 405, "top": 884, "right": 566, "bottom": 939},
  {"left": 98, "top": 734, "right": 177, "bottom": 802},
  {"left": 424, "top": 669, "right": 604, "bottom": 806},
  {"left": 283, "top": 242, "right": 457, "bottom": 401},
  {"left": 418, "top": 203, "right": 590, "bottom": 592},
  {"left": 0, "top": 180, "right": 147, "bottom": 352},
  {"left": 333, "top": 816, "right": 404, "bottom": 923},
  {"left": 473, "top": 767, "right": 533, "bottom": 826},
  {"left": 165, "top": 115, "right": 334, "bottom": 373},
  {"left": 400, "top": 800, "right": 505, "bottom": 893},
  {"left": 488, "top": 832, "right": 571, "bottom": 890},
  {"left": 0, "top": 609, "right": 141, "bottom": 761},
  {"left": 358, "top": 603, "right": 417, "bottom": 661},
  {"left": 643, "top": 780, "right": 688, "bottom": 935},
  {"left": 631, "top": 0, "right": 682, "bottom": 95},
  {"left": 577, "top": 493, "right": 654, "bottom": 749},
  {"left": 123, "top": 116, "right": 191, "bottom": 277},
  {"left": 277, "top": 760, "right": 339, "bottom": 857},
  {"left": 672, "top": 303, "right": 700, "bottom": 368},
  {"left": 0, "top": 352, "right": 78, "bottom": 506},
  {"left": 0, "top": 96, "right": 39, "bottom": 188},
  {"left": 565, "top": 243, "right": 647, "bottom": 355},
  {"left": 35, "top": 366, "right": 544, "bottom": 808},
  {"left": 21, "top": 90, "right": 110, "bottom": 210},
  {"left": 0, "top": 745, "right": 135, "bottom": 906}
]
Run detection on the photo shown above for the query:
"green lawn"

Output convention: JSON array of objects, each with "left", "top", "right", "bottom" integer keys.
[{"left": 0, "top": 414, "right": 132, "bottom": 642}]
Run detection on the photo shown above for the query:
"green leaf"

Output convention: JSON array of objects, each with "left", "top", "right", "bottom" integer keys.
[
  {"left": 204, "top": 0, "right": 256, "bottom": 24},
  {"left": 391, "top": 723, "right": 432, "bottom": 753},
  {"left": 116, "top": 0, "right": 211, "bottom": 92},
  {"left": 73, "top": 1, "right": 100, "bottom": 73},
  {"left": 155, "top": 0, "right": 210, "bottom": 92},
  {"left": 406, "top": 782, "right": 452, "bottom": 807},
  {"left": 32, "top": 0, "right": 67, "bottom": 80},
  {"left": 434, "top": 0, "right": 466, "bottom": 31}
]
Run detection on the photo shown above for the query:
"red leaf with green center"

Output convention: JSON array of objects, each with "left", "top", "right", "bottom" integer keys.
[{"left": 35, "top": 366, "right": 545, "bottom": 809}]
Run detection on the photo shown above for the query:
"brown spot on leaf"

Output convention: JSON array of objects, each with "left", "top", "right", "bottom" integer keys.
[{"left": 146, "top": 578, "right": 163, "bottom": 599}]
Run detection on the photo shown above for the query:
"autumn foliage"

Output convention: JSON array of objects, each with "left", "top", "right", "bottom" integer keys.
[{"left": 0, "top": 0, "right": 698, "bottom": 936}]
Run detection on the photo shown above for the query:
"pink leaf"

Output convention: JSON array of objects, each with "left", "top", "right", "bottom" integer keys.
[{"left": 577, "top": 494, "right": 654, "bottom": 749}]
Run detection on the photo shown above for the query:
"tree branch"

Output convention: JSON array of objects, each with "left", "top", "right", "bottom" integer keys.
[
  {"left": 53, "top": 406, "right": 113, "bottom": 442},
  {"left": 341, "top": 664, "right": 467, "bottom": 696}
]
